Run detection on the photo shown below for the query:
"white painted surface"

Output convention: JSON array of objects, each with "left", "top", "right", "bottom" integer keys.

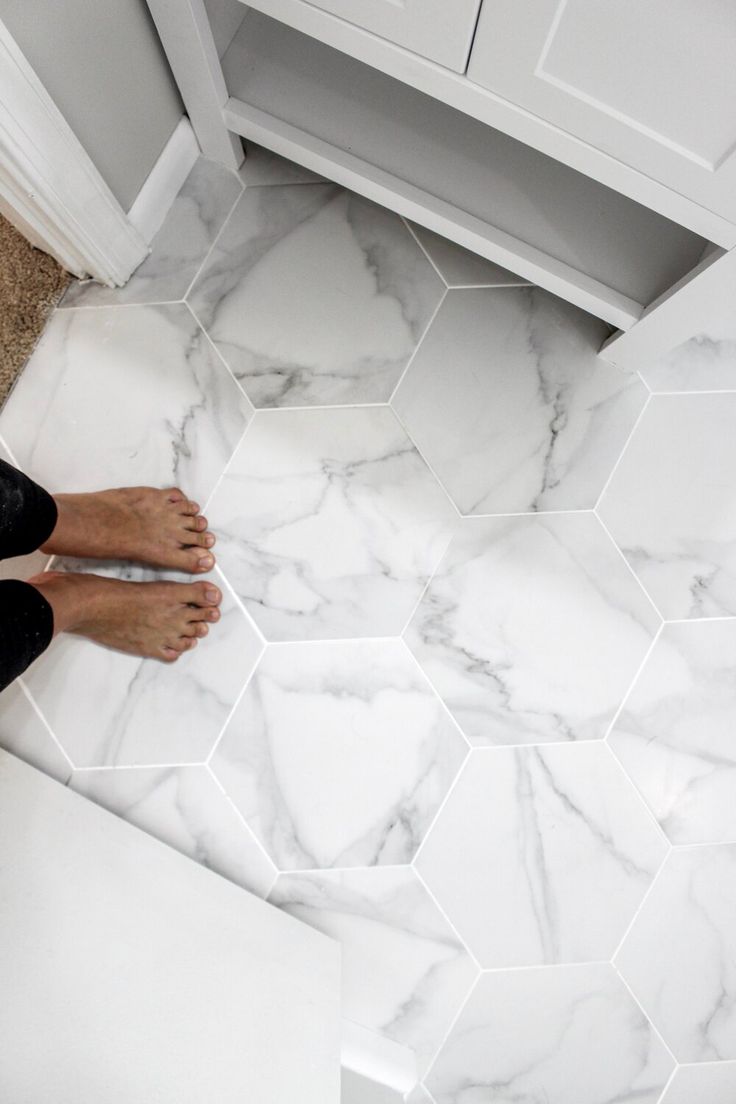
[
  {"left": 220, "top": 12, "right": 708, "bottom": 327},
  {"left": 147, "top": 0, "right": 243, "bottom": 169},
  {"left": 298, "top": 0, "right": 481, "bottom": 72},
  {"left": 468, "top": 0, "right": 736, "bottom": 224},
  {"left": 1, "top": 0, "right": 181, "bottom": 211},
  {"left": 0, "top": 18, "right": 149, "bottom": 283},
  {"left": 239, "top": 0, "right": 736, "bottom": 246},
  {"left": 341, "top": 1069, "right": 403, "bottom": 1103},
  {"left": 127, "top": 116, "right": 199, "bottom": 243},
  {"left": 0, "top": 749, "right": 341, "bottom": 1103}
]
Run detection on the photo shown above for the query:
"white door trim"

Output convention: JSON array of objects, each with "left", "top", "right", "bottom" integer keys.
[{"left": 0, "top": 18, "right": 149, "bottom": 284}]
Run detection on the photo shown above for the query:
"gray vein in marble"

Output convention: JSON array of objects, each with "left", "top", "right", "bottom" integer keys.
[
  {"left": 188, "top": 185, "right": 443, "bottom": 407},
  {"left": 208, "top": 407, "right": 456, "bottom": 640}
]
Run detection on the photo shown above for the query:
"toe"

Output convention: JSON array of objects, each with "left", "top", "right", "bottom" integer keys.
[
  {"left": 166, "top": 487, "right": 186, "bottom": 504},
  {"left": 179, "top": 499, "right": 200, "bottom": 517},
  {"left": 186, "top": 582, "right": 222, "bottom": 607},
  {"left": 172, "top": 547, "right": 215, "bottom": 574},
  {"left": 192, "top": 622, "right": 209, "bottom": 638},
  {"left": 183, "top": 529, "right": 215, "bottom": 550},
  {"left": 183, "top": 515, "right": 209, "bottom": 533},
  {"left": 160, "top": 645, "right": 180, "bottom": 662}
]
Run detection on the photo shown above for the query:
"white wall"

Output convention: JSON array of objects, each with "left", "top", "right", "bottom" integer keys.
[{"left": 1, "top": 0, "right": 183, "bottom": 211}]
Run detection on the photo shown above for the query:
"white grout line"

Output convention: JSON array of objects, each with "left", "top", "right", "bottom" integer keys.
[
  {"left": 594, "top": 507, "right": 665, "bottom": 624},
  {"left": 183, "top": 299, "right": 253, "bottom": 408},
  {"left": 180, "top": 182, "right": 245, "bottom": 304},
  {"left": 603, "top": 621, "right": 664, "bottom": 741},
  {"left": 205, "top": 761, "right": 278, "bottom": 892},
  {"left": 390, "top": 404, "right": 463, "bottom": 520},
  {"left": 15, "top": 677, "right": 75, "bottom": 771},
  {"left": 55, "top": 298, "right": 186, "bottom": 311},
  {"left": 654, "top": 1066, "right": 679, "bottom": 1104},
  {"left": 612, "top": 963, "right": 680, "bottom": 1070},
  {"left": 388, "top": 285, "right": 448, "bottom": 405},
  {"left": 400, "top": 218, "right": 448, "bottom": 287},
  {"left": 609, "top": 848, "right": 672, "bottom": 964},
  {"left": 594, "top": 392, "right": 652, "bottom": 511}
]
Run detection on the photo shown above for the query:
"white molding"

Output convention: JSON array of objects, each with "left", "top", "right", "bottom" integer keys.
[
  {"left": 127, "top": 116, "right": 199, "bottom": 243},
  {"left": 0, "top": 18, "right": 148, "bottom": 284}
]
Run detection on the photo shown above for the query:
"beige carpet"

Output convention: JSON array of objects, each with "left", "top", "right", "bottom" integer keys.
[{"left": 0, "top": 214, "right": 70, "bottom": 407}]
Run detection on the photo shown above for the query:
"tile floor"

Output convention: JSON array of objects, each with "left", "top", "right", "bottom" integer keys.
[{"left": 2, "top": 148, "right": 736, "bottom": 1103}]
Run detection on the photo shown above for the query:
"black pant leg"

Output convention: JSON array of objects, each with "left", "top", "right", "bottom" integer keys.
[
  {"left": 0, "top": 460, "right": 57, "bottom": 690},
  {"left": 0, "top": 580, "right": 54, "bottom": 691},
  {"left": 0, "top": 458, "right": 57, "bottom": 560}
]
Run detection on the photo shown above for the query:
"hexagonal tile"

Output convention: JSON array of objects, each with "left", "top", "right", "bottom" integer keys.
[
  {"left": 61, "top": 158, "right": 242, "bottom": 307},
  {"left": 211, "top": 639, "right": 467, "bottom": 870},
  {"left": 0, "top": 303, "right": 252, "bottom": 504},
  {"left": 610, "top": 621, "right": 736, "bottom": 844},
  {"left": 406, "top": 222, "right": 532, "bottom": 288},
  {"left": 424, "top": 965, "right": 673, "bottom": 1104},
  {"left": 404, "top": 513, "right": 658, "bottom": 746},
  {"left": 616, "top": 844, "right": 736, "bottom": 1062},
  {"left": 0, "top": 681, "right": 70, "bottom": 784},
  {"left": 598, "top": 394, "right": 736, "bottom": 619},
  {"left": 22, "top": 563, "right": 262, "bottom": 767},
  {"left": 208, "top": 407, "right": 456, "bottom": 640},
  {"left": 416, "top": 744, "right": 666, "bottom": 967},
  {"left": 659, "top": 1064, "right": 736, "bottom": 1104},
  {"left": 70, "top": 765, "right": 276, "bottom": 896},
  {"left": 188, "top": 184, "right": 444, "bottom": 407},
  {"left": 392, "top": 287, "right": 644, "bottom": 514},
  {"left": 269, "top": 867, "right": 477, "bottom": 1076},
  {"left": 639, "top": 325, "right": 736, "bottom": 393}
]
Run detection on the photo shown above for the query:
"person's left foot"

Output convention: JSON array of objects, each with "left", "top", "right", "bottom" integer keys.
[{"left": 42, "top": 487, "right": 217, "bottom": 574}]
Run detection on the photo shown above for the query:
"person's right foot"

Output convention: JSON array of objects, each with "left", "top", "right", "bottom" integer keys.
[{"left": 29, "top": 572, "right": 222, "bottom": 662}]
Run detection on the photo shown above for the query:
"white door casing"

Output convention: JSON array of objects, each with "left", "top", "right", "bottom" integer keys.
[
  {"left": 0, "top": 18, "right": 148, "bottom": 284},
  {"left": 467, "top": 0, "right": 736, "bottom": 223}
]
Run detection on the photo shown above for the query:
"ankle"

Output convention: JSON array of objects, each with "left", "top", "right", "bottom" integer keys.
[{"left": 27, "top": 571, "right": 98, "bottom": 636}]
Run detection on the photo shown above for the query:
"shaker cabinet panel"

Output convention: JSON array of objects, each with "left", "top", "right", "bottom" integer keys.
[
  {"left": 302, "top": 0, "right": 482, "bottom": 71},
  {"left": 467, "top": 0, "right": 736, "bottom": 222}
]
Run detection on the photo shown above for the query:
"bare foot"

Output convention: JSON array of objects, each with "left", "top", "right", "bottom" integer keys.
[
  {"left": 29, "top": 571, "right": 222, "bottom": 662},
  {"left": 42, "top": 487, "right": 216, "bottom": 574}
]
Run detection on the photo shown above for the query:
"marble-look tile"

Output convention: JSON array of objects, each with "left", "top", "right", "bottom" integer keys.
[
  {"left": 22, "top": 562, "right": 262, "bottom": 767},
  {"left": 610, "top": 621, "right": 736, "bottom": 844},
  {"left": 0, "top": 442, "right": 49, "bottom": 581},
  {"left": 239, "top": 142, "right": 324, "bottom": 187},
  {"left": 269, "top": 867, "right": 477, "bottom": 1076},
  {"left": 188, "top": 185, "right": 444, "bottom": 407},
  {"left": 392, "top": 288, "right": 641, "bottom": 514},
  {"left": 616, "top": 845, "right": 736, "bottom": 1062},
  {"left": 61, "top": 158, "right": 242, "bottom": 307},
  {"left": 658, "top": 1063, "right": 736, "bottom": 1104},
  {"left": 0, "top": 681, "right": 71, "bottom": 784},
  {"left": 405, "top": 513, "right": 658, "bottom": 746},
  {"left": 0, "top": 304, "right": 252, "bottom": 503},
  {"left": 405, "top": 1085, "right": 434, "bottom": 1104},
  {"left": 211, "top": 640, "right": 467, "bottom": 870},
  {"left": 425, "top": 965, "right": 673, "bottom": 1104},
  {"left": 407, "top": 222, "right": 532, "bottom": 288},
  {"left": 208, "top": 407, "right": 456, "bottom": 641},
  {"left": 416, "top": 744, "right": 666, "bottom": 967},
  {"left": 641, "top": 327, "right": 736, "bottom": 393},
  {"left": 598, "top": 394, "right": 736, "bottom": 619},
  {"left": 70, "top": 765, "right": 275, "bottom": 896}
]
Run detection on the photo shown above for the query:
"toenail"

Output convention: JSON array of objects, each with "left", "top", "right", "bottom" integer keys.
[
  {"left": 205, "top": 587, "right": 219, "bottom": 603},
  {"left": 204, "top": 535, "right": 215, "bottom": 547},
  {"left": 199, "top": 555, "right": 214, "bottom": 568}
]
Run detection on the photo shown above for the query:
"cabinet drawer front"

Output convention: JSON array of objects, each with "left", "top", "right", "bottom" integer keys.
[
  {"left": 303, "top": 0, "right": 482, "bottom": 71},
  {"left": 467, "top": 0, "right": 736, "bottom": 222}
]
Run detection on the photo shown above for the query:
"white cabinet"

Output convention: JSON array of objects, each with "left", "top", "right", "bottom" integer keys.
[
  {"left": 467, "top": 0, "right": 736, "bottom": 223},
  {"left": 302, "top": 0, "right": 481, "bottom": 71}
]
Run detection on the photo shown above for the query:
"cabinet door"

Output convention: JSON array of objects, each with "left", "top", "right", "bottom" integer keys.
[
  {"left": 303, "top": 0, "right": 482, "bottom": 71},
  {"left": 467, "top": 0, "right": 736, "bottom": 223}
]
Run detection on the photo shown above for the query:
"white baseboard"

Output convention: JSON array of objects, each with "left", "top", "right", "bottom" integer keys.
[
  {"left": 341, "top": 1020, "right": 417, "bottom": 1097},
  {"left": 127, "top": 116, "right": 199, "bottom": 243}
]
